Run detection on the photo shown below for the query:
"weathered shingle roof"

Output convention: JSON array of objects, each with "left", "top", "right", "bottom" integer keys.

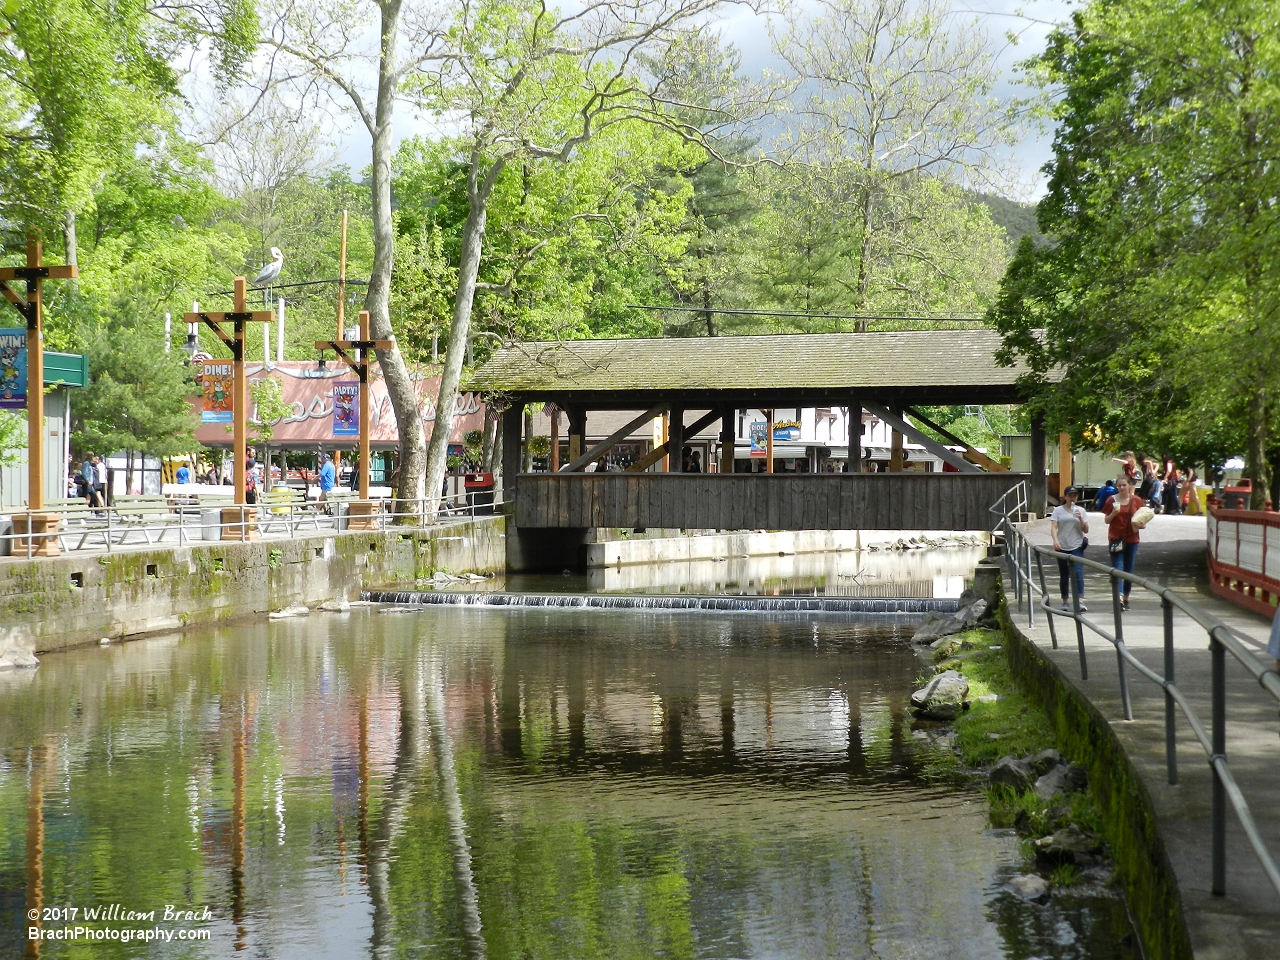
[{"left": 468, "top": 330, "right": 1044, "bottom": 403}]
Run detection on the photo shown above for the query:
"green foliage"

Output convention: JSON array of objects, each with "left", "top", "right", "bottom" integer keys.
[
  {"left": 248, "top": 377, "right": 293, "bottom": 445},
  {"left": 989, "top": 0, "right": 1280, "bottom": 501},
  {"left": 0, "top": 411, "right": 23, "bottom": 466},
  {"left": 74, "top": 316, "right": 197, "bottom": 459}
]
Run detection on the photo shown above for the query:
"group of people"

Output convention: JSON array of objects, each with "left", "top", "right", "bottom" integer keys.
[
  {"left": 70, "top": 455, "right": 107, "bottom": 508},
  {"left": 1051, "top": 474, "right": 1154, "bottom": 614},
  {"left": 1111, "top": 452, "right": 1198, "bottom": 516}
]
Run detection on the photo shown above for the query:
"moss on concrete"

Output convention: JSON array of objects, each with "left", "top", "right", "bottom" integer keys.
[{"left": 997, "top": 594, "right": 1193, "bottom": 960}]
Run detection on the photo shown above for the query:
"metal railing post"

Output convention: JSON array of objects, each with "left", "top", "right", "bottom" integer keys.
[
  {"left": 1163, "top": 595, "right": 1178, "bottom": 784},
  {"left": 1212, "top": 629, "right": 1227, "bottom": 896},
  {"left": 1208, "top": 627, "right": 1228, "bottom": 901},
  {"left": 1111, "top": 571, "right": 1133, "bottom": 720},
  {"left": 1036, "top": 548, "right": 1057, "bottom": 648},
  {"left": 1025, "top": 536, "right": 1034, "bottom": 628},
  {"left": 1069, "top": 556, "right": 1088, "bottom": 680}
]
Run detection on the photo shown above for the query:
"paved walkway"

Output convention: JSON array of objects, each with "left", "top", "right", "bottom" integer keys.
[{"left": 1013, "top": 513, "right": 1278, "bottom": 960}]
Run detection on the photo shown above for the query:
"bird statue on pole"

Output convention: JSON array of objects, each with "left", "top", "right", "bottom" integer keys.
[{"left": 253, "top": 247, "right": 284, "bottom": 304}]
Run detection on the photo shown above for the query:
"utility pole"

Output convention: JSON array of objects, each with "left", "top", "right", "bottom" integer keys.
[
  {"left": 316, "top": 311, "right": 393, "bottom": 527},
  {"left": 184, "top": 277, "right": 273, "bottom": 539},
  {"left": 0, "top": 232, "right": 78, "bottom": 555}
]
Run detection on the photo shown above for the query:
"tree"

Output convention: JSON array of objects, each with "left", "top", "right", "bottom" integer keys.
[
  {"left": 0, "top": 411, "right": 23, "bottom": 466},
  {"left": 988, "top": 0, "right": 1280, "bottom": 505},
  {"left": 247, "top": 375, "right": 295, "bottom": 484},
  {"left": 760, "top": 0, "right": 1019, "bottom": 327},
  {"left": 74, "top": 316, "right": 199, "bottom": 491}
]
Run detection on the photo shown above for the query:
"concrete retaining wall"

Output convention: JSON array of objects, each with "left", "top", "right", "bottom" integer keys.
[
  {"left": 585, "top": 528, "right": 988, "bottom": 567},
  {"left": 0, "top": 517, "right": 505, "bottom": 655}
]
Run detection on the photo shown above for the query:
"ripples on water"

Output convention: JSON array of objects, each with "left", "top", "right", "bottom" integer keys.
[{"left": 0, "top": 607, "right": 1139, "bottom": 959}]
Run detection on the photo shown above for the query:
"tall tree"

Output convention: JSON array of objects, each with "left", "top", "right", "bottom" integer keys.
[
  {"left": 989, "top": 0, "right": 1280, "bottom": 505},
  {"left": 764, "top": 0, "right": 1018, "bottom": 326}
]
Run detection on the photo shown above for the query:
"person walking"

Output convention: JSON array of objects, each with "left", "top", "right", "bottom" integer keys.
[
  {"left": 92, "top": 455, "right": 108, "bottom": 510},
  {"left": 1104, "top": 475, "right": 1146, "bottom": 610},
  {"left": 319, "top": 453, "right": 336, "bottom": 510},
  {"left": 1051, "top": 486, "right": 1090, "bottom": 611}
]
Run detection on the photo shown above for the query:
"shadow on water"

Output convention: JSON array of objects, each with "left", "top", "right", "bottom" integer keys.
[{"left": 0, "top": 606, "right": 1139, "bottom": 959}]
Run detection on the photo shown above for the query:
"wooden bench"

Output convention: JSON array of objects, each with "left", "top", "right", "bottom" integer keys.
[{"left": 42, "top": 498, "right": 110, "bottom": 550}]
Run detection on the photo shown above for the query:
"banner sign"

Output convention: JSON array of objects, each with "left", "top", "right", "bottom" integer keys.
[
  {"left": 200, "top": 359, "right": 233, "bottom": 423},
  {"left": 332, "top": 381, "right": 359, "bottom": 436},
  {"left": 0, "top": 329, "right": 27, "bottom": 409},
  {"left": 749, "top": 421, "right": 767, "bottom": 456}
]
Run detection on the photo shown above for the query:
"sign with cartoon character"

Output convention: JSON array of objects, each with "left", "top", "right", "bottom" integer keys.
[
  {"left": 199, "top": 359, "right": 234, "bottom": 423},
  {"left": 332, "top": 381, "right": 359, "bottom": 436},
  {"left": 0, "top": 329, "right": 26, "bottom": 409}
]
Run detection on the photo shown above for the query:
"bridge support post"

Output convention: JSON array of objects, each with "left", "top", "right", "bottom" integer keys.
[
  {"left": 567, "top": 407, "right": 586, "bottom": 463},
  {"left": 1030, "top": 413, "right": 1048, "bottom": 517},
  {"left": 848, "top": 401, "right": 862, "bottom": 472},
  {"left": 890, "top": 405, "right": 904, "bottom": 472},
  {"left": 501, "top": 402, "right": 524, "bottom": 491},
  {"left": 669, "top": 407, "right": 684, "bottom": 472},
  {"left": 719, "top": 407, "right": 735, "bottom": 474}
]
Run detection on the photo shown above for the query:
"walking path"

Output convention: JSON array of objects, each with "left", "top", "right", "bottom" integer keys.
[{"left": 1013, "top": 513, "right": 1278, "bottom": 960}]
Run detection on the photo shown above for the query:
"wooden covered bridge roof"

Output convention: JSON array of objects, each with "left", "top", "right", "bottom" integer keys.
[{"left": 467, "top": 329, "right": 1044, "bottom": 406}]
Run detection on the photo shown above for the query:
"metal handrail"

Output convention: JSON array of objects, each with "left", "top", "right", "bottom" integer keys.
[
  {"left": 990, "top": 485, "right": 1280, "bottom": 900},
  {"left": 0, "top": 486, "right": 508, "bottom": 558}
]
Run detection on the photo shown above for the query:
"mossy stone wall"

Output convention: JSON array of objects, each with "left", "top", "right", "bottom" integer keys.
[
  {"left": 999, "top": 597, "right": 1193, "bottom": 960},
  {"left": 0, "top": 517, "right": 504, "bottom": 654}
]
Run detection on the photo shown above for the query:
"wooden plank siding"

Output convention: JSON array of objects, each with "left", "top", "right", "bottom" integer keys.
[{"left": 514, "top": 473, "right": 1028, "bottom": 531}]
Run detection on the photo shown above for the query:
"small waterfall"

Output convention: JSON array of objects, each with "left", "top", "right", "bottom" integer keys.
[{"left": 360, "top": 591, "right": 958, "bottom": 615}]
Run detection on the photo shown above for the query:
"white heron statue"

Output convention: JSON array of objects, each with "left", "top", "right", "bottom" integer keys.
[{"left": 254, "top": 247, "right": 284, "bottom": 287}]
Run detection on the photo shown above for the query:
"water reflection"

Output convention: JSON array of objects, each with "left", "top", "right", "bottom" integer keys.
[{"left": 0, "top": 609, "right": 1137, "bottom": 959}]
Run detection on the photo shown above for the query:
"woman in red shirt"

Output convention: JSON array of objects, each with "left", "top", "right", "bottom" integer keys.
[{"left": 1104, "top": 475, "right": 1143, "bottom": 610}]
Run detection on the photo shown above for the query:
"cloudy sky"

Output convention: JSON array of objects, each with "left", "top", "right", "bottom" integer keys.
[{"left": 220, "top": 0, "right": 1076, "bottom": 200}]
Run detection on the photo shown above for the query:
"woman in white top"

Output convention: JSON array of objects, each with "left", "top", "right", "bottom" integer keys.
[{"left": 1050, "top": 485, "right": 1090, "bottom": 611}]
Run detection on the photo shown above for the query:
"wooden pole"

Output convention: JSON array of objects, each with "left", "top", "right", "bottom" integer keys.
[
  {"left": 25, "top": 234, "right": 44, "bottom": 510},
  {"left": 549, "top": 407, "right": 560, "bottom": 472},
  {"left": 765, "top": 409, "right": 774, "bottom": 474},
  {"left": 1058, "top": 433, "right": 1073, "bottom": 496},
  {"left": 359, "top": 309, "right": 371, "bottom": 500},
  {"left": 233, "top": 277, "right": 248, "bottom": 506},
  {"left": 337, "top": 210, "right": 348, "bottom": 340}
]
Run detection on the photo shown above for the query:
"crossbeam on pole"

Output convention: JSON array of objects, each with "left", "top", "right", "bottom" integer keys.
[
  {"left": 903, "top": 406, "right": 1008, "bottom": 472},
  {"left": 626, "top": 409, "right": 721, "bottom": 473},
  {"left": 863, "top": 401, "right": 980, "bottom": 473}
]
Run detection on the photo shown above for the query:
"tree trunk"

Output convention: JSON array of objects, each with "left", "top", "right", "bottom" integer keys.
[
  {"left": 423, "top": 154, "right": 500, "bottom": 516},
  {"left": 480, "top": 414, "right": 497, "bottom": 473},
  {"left": 365, "top": 0, "right": 427, "bottom": 513},
  {"left": 62, "top": 210, "right": 79, "bottom": 296},
  {"left": 1245, "top": 380, "right": 1271, "bottom": 509}
]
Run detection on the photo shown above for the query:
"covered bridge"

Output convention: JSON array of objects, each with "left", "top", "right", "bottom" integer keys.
[{"left": 468, "top": 330, "right": 1050, "bottom": 565}]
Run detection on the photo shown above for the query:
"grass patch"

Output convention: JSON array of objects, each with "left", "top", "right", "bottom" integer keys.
[{"left": 1050, "top": 863, "right": 1084, "bottom": 887}]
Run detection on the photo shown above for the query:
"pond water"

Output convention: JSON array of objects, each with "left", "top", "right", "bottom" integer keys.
[{"left": 0, "top": 606, "right": 1139, "bottom": 959}]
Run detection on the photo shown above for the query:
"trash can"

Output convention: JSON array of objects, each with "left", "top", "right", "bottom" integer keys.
[
  {"left": 334, "top": 500, "right": 349, "bottom": 532},
  {"left": 0, "top": 518, "right": 11, "bottom": 557},
  {"left": 464, "top": 472, "right": 495, "bottom": 512},
  {"left": 201, "top": 509, "right": 223, "bottom": 541}
]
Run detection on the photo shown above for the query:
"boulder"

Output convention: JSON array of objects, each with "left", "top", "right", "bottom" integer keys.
[
  {"left": 1035, "top": 824, "right": 1101, "bottom": 864},
  {"left": 268, "top": 602, "right": 310, "bottom": 620},
  {"left": 1064, "top": 763, "right": 1089, "bottom": 793},
  {"left": 989, "top": 756, "right": 1035, "bottom": 791},
  {"left": 317, "top": 597, "right": 351, "bottom": 613},
  {"left": 911, "top": 612, "right": 960, "bottom": 644},
  {"left": 1033, "top": 764, "right": 1069, "bottom": 801},
  {"left": 910, "top": 670, "right": 969, "bottom": 720},
  {"left": 1027, "top": 748, "right": 1064, "bottom": 775},
  {"left": 0, "top": 648, "right": 39, "bottom": 670},
  {"left": 1005, "top": 873, "right": 1050, "bottom": 903},
  {"left": 957, "top": 598, "right": 990, "bottom": 625}
]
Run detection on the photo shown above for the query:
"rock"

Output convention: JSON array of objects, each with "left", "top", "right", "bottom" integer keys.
[
  {"left": 317, "top": 597, "right": 351, "bottom": 613},
  {"left": 975, "top": 694, "right": 1001, "bottom": 703},
  {"left": 910, "top": 670, "right": 969, "bottom": 718},
  {"left": 1005, "top": 873, "right": 1050, "bottom": 903},
  {"left": 461, "top": 572, "right": 488, "bottom": 581},
  {"left": 989, "top": 756, "right": 1035, "bottom": 791},
  {"left": 0, "top": 648, "right": 39, "bottom": 670},
  {"left": 1034, "top": 764, "right": 1069, "bottom": 801},
  {"left": 1027, "top": 748, "right": 1064, "bottom": 775},
  {"left": 268, "top": 602, "right": 310, "bottom": 620},
  {"left": 1044, "top": 805, "right": 1072, "bottom": 829},
  {"left": 957, "top": 598, "right": 990, "bottom": 625},
  {"left": 1035, "top": 824, "right": 1101, "bottom": 863},
  {"left": 431, "top": 571, "right": 460, "bottom": 583},
  {"left": 1064, "top": 763, "right": 1089, "bottom": 793},
  {"left": 99, "top": 637, "right": 112, "bottom": 646},
  {"left": 911, "top": 611, "right": 956, "bottom": 644}
]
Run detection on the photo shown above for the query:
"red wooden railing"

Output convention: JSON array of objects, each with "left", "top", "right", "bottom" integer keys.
[{"left": 1207, "top": 500, "right": 1280, "bottom": 616}]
